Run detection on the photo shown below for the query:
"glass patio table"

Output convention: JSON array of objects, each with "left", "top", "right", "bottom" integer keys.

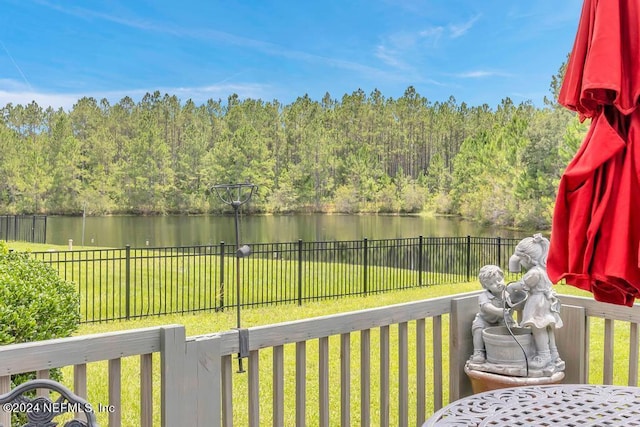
[{"left": 423, "top": 384, "right": 640, "bottom": 426}]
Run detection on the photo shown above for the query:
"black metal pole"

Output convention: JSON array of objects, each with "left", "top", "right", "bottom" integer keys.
[
  {"left": 466, "top": 235, "right": 471, "bottom": 281},
  {"left": 125, "top": 245, "right": 131, "bottom": 320},
  {"left": 219, "top": 241, "right": 225, "bottom": 311},
  {"left": 418, "top": 235, "right": 423, "bottom": 287},
  {"left": 297, "top": 239, "right": 303, "bottom": 306},
  {"left": 233, "top": 203, "right": 245, "bottom": 373},
  {"left": 211, "top": 183, "right": 256, "bottom": 374},
  {"left": 363, "top": 237, "right": 368, "bottom": 295}
]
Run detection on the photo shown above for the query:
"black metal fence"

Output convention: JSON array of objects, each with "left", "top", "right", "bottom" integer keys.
[
  {"left": 31, "top": 236, "right": 523, "bottom": 323},
  {"left": 0, "top": 215, "right": 47, "bottom": 243}
]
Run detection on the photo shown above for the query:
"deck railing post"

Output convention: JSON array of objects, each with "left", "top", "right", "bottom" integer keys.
[
  {"left": 297, "top": 239, "right": 303, "bottom": 306},
  {"left": 160, "top": 325, "right": 187, "bottom": 426}
]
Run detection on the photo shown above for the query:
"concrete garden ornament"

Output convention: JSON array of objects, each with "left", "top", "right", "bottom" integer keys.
[{"left": 466, "top": 234, "right": 565, "bottom": 378}]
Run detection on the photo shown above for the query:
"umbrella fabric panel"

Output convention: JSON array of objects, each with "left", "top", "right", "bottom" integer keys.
[
  {"left": 549, "top": 0, "right": 640, "bottom": 306},
  {"left": 559, "top": 0, "right": 640, "bottom": 118},
  {"left": 548, "top": 107, "right": 640, "bottom": 306}
]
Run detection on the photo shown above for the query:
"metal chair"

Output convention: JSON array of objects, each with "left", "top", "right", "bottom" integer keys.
[{"left": 0, "top": 378, "right": 98, "bottom": 427}]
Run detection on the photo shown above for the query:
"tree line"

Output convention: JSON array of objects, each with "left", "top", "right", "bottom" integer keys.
[{"left": 0, "top": 68, "right": 586, "bottom": 229}]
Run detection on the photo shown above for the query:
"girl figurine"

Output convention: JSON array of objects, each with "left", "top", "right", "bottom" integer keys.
[{"left": 507, "top": 234, "right": 563, "bottom": 369}]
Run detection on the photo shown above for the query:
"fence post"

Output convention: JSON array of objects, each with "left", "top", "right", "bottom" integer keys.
[
  {"left": 297, "top": 239, "right": 303, "bottom": 306},
  {"left": 363, "top": 238, "right": 368, "bottom": 295},
  {"left": 418, "top": 236, "right": 423, "bottom": 287},
  {"left": 496, "top": 236, "right": 501, "bottom": 267},
  {"left": 160, "top": 325, "right": 187, "bottom": 426},
  {"left": 219, "top": 241, "right": 225, "bottom": 311},
  {"left": 43, "top": 216, "right": 47, "bottom": 244},
  {"left": 466, "top": 235, "right": 471, "bottom": 282},
  {"left": 31, "top": 215, "right": 36, "bottom": 242},
  {"left": 125, "top": 245, "right": 131, "bottom": 320}
]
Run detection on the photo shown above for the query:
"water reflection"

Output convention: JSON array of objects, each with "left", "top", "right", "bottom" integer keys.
[{"left": 46, "top": 214, "right": 528, "bottom": 248}]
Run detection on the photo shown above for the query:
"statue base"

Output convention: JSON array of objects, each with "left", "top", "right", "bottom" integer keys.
[
  {"left": 466, "top": 357, "right": 565, "bottom": 378},
  {"left": 464, "top": 364, "right": 565, "bottom": 394}
]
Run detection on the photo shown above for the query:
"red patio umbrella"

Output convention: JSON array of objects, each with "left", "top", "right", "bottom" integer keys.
[{"left": 547, "top": 0, "right": 640, "bottom": 306}]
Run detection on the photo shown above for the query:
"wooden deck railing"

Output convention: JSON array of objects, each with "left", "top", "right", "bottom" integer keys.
[
  {"left": 0, "top": 326, "right": 165, "bottom": 427},
  {"left": 212, "top": 294, "right": 455, "bottom": 426},
  {"left": 558, "top": 294, "right": 640, "bottom": 386},
  {"left": 0, "top": 292, "right": 639, "bottom": 426}
]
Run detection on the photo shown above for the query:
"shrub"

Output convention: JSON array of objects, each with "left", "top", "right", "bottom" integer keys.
[
  {"left": 399, "top": 184, "right": 426, "bottom": 213},
  {"left": 0, "top": 242, "right": 80, "bottom": 423},
  {"left": 0, "top": 248, "right": 80, "bottom": 344},
  {"left": 334, "top": 185, "right": 360, "bottom": 213}
]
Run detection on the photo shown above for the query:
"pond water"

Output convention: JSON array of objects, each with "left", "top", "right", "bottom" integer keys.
[{"left": 45, "top": 214, "right": 531, "bottom": 248}]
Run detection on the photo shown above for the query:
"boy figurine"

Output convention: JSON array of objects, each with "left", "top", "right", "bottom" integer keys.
[{"left": 469, "top": 264, "right": 516, "bottom": 363}]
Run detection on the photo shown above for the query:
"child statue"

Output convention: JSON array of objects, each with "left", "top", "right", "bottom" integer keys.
[
  {"left": 469, "top": 264, "right": 517, "bottom": 363},
  {"left": 507, "top": 234, "right": 564, "bottom": 369}
]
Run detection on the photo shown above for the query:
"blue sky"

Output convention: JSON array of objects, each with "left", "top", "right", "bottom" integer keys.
[{"left": 0, "top": 0, "right": 583, "bottom": 110}]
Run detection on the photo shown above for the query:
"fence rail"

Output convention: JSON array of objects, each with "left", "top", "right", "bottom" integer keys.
[
  {"left": 0, "top": 215, "right": 47, "bottom": 243},
  {"left": 31, "top": 236, "right": 523, "bottom": 323}
]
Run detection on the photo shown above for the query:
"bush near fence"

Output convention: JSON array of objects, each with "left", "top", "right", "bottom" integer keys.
[{"left": 31, "top": 236, "right": 522, "bottom": 323}]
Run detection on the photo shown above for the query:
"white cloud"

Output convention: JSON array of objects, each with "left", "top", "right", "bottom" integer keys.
[
  {"left": 453, "top": 70, "right": 511, "bottom": 78},
  {"left": 418, "top": 26, "right": 445, "bottom": 46},
  {"left": 0, "top": 79, "right": 275, "bottom": 110},
  {"left": 448, "top": 14, "right": 482, "bottom": 38},
  {"left": 372, "top": 14, "right": 484, "bottom": 87},
  {"left": 0, "top": 78, "right": 29, "bottom": 92},
  {"left": 0, "top": 90, "right": 79, "bottom": 110},
  {"left": 375, "top": 45, "right": 410, "bottom": 70},
  {"left": 389, "top": 14, "right": 481, "bottom": 47}
]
